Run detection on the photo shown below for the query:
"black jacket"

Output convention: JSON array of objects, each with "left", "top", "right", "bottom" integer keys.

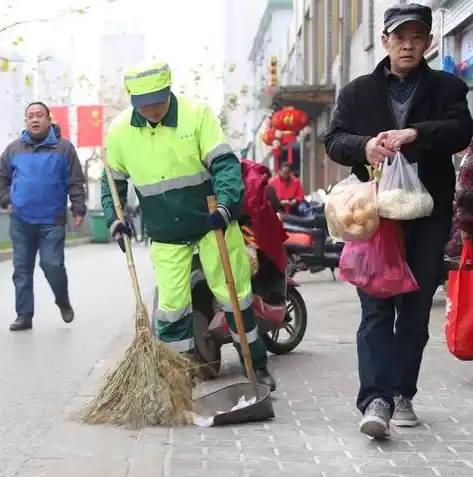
[{"left": 324, "top": 57, "right": 473, "bottom": 219}]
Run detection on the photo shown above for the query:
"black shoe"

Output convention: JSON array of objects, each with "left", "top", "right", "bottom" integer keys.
[
  {"left": 9, "top": 315, "right": 33, "bottom": 331},
  {"left": 243, "top": 366, "right": 277, "bottom": 392},
  {"left": 359, "top": 398, "right": 391, "bottom": 438},
  {"left": 59, "top": 304, "right": 75, "bottom": 324},
  {"left": 256, "top": 367, "right": 276, "bottom": 392}
]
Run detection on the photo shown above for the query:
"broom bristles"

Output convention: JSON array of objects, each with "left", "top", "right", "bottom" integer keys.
[{"left": 72, "top": 306, "right": 201, "bottom": 429}]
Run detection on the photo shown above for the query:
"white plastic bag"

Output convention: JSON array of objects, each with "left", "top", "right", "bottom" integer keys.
[
  {"left": 377, "top": 152, "right": 433, "bottom": 220},
  {"left": 246, "top": 245, "right": 259, "bottom": 276},
  {"left": 324, "top": 174, "right": 379, "bottom": 242}
]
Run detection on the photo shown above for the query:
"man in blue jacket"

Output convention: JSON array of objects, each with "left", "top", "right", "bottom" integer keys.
[{"left": 0, "top": 102, "right": 87, "bottom": 331}]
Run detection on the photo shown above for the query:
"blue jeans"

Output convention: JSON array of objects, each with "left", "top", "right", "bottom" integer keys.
[
  {"left": 356, "top": 217, "right": 451, "bottom": 415},
  {"left": 10, "top": 215, "right": 69, "bottom": 317}
]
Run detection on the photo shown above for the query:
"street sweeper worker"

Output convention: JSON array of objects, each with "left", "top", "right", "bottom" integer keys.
[{"left": 100, "top": 60, "right": 276, "bottom": 391}]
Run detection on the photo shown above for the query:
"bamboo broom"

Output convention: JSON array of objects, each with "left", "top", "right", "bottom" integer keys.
[{"left": 73, "top": 156, "right": 195, "bottom": 429}]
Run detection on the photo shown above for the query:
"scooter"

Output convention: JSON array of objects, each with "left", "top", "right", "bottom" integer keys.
[
  {"left": 279, "top": 193, "right": 344, "bottom": 279},
  {"left": 163, "top": 249, "right": 308, "bottom": 379},
  {"left": 283, "top": 220, "right": 343, "bottom": 280}
]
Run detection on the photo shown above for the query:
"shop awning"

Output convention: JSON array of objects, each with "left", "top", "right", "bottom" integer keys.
[{"left": 269, "top": 85, "right": 336, "bottom": 122}]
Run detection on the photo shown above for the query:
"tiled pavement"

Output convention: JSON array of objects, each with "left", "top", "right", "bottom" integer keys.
[{"left": 2, "top": 245, "right": 473, "bottom": 476}]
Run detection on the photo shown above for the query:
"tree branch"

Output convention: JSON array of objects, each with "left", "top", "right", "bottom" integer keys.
[{"left": 0, "top": 0, "right": 120, "bottom": 34}]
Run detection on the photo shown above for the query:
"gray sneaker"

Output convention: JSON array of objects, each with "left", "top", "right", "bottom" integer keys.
[
  {"left": 391, "top": 396, "right": 420, "bottom": 427},
  {"left": 359, "top": 398, "right": 391, "bottom": 438}
]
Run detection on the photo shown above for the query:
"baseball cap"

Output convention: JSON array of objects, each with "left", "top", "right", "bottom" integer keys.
[
  {"left": 124, "top": 61, "right": 172, "bottom": 108},
  {"left": 384, "top": 3, "right": 432, "bottom": 34}
]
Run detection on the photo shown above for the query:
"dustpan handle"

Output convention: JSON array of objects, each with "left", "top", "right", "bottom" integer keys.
[
  {"left": 207, "top": 196, "right": 260, "bottom": 397},
  {"left": 102, "top": 155, "right": 146, "bottom": 314}
]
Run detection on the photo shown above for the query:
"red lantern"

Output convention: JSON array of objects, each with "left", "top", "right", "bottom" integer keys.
[
  {"left": 270, "top": 107, "right": 309, "bottom": 166},
  {"left": 261, "top": 128, "right": 276, "bottom": 146},
  {"left": 271, "top": 107, "right": 309, "bottom": 133}
]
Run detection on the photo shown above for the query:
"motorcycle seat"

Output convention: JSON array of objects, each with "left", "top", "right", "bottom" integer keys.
[
  {"left": 283, "top": 215, "right": 317, "bottom": 228},
  {"left": 283, "top": 214, "right": 328, "bottom": 231}
]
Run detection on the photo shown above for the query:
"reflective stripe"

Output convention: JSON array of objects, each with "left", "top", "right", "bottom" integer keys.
[
  {"left": 136, "top": 170, "right": 211, "bottom": 197},
  {"left": 203, "top": 143, "right": 233, "bottom": 169},
  {"left": 154, "top": 304, "right": 193, "bottom": 323},
  {"left": 230, "top": 326, "right": 260, "bottom": 345},
  {"left": 111, "top": 168, "right": 129, "bottom": 180},
  {"left": 124, "top": 64, "right": 170, "bottom": 81},
  {"left": 221, "top": 294, "right": 253, "bottom": 313},
  {"left": 166, "top": 337, "right": 195, "bottom": 352}
]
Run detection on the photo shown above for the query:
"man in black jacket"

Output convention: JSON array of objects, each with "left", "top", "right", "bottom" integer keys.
[{"left": 325, "top": 3, "right": 473, "bottom": 438}]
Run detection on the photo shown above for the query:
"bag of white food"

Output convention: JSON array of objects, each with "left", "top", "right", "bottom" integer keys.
[
  {"left": 377, "top": 152, "right": 433, "bottom": 220},
  {"left": 324, "top": 174, "right": 379, "bottom": 242}
]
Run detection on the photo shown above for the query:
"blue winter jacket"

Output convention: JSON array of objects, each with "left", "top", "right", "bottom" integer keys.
[{"left": 0, "top": 126, "right": 86, "bottom": 225}]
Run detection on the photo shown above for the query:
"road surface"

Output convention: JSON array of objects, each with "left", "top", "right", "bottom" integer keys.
[{"left": 0, "top": 243, "right": 472, "bottom": 477}]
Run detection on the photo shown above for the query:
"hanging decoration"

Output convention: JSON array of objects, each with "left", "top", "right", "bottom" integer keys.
[
  {"left": 261, "top": 128, "right": 276, "bottom": 147},
  {"left": 272, "top": 146, "right": 282, "bottom": 171},
  {"left": 270, "top": 107, "right": 309, "bottom": 133},
  {"left": 261, "top": 107, "right": 311, "bottom": 172},
  {"left": 279, "top": 131, "right": 298, "bottom": 165},
  {"left": 270, "top": 107, "right": 310, "bottom": 165}
]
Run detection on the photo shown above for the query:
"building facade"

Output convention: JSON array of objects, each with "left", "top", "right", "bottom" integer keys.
[
  {"left": 247, "top": 0, "right": 294, "bottom": 164},
  {"left": 247, "top": 0, "right": 473, "bottom": 193}
]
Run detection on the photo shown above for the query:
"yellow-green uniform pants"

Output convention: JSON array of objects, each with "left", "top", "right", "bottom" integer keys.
[{"left": 151, "top": 222, "right": 267, "bottom": 369}]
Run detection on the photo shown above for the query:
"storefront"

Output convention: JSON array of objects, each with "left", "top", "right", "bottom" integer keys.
[
  {"left": 439, "top": 0, "right": 473, "bottom": 169},
  {"left": 458, "top": 25, "right": 473, "bottom": 111}
]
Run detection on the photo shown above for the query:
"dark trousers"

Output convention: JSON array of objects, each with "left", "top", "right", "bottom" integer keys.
[
  {"left": 10, "top": 216, "right": 69, "bottom": 317},
  {"left": 356, "top": 217, "right": 451, "bottom": 414}
]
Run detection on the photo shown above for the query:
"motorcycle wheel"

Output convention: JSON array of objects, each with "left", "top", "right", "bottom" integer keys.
[{"left": 261, "top": 285, "right": 308, "bottom": 355}]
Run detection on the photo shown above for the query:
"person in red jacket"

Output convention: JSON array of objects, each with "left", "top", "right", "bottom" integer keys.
[{"left": 268, "top": 162, "right": 305, "bottom": 215}]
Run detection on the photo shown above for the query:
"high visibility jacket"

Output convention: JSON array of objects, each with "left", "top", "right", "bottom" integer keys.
[{"left": 101, "top": 93, "right": 244, "bottom": 244}]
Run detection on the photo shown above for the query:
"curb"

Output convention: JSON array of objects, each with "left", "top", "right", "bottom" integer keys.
[{"left": 0, "top": 237, "right": 92, "bottom": 263}]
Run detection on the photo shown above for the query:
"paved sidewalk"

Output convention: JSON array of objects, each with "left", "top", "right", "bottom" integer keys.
[{"left": 3, "top": 246, "right": 473, "bottom": 477}]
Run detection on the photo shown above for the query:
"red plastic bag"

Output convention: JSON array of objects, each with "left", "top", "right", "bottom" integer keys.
[
  {"left": 445, "top": 240, "right": 473, "bottom": 360},
  {"left": 339, "top": 219, "right": 419, "bottom": 298}
]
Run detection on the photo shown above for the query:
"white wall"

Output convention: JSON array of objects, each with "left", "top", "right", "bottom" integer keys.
[{"left": 248, "top": 5, "right": 293, "bottom": 162}]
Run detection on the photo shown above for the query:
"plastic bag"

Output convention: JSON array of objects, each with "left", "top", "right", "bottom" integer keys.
[
  {"left": 246, "top": 245, "right": 259, "bottom": 276},
  {"left": 445, "top": 240, "right": 473, "bottom": 360},
  {"left": 377, "top": 152, "right": 433, "bottom": 220},
  {"left": 324, "top": 174, "right": 379, "bottom": 241},
  {"left": 339, "top": 219, "right": 419, "bottom": 298}
]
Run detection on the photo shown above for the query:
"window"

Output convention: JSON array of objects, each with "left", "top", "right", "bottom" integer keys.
[
  {"left": 350, "top": 0, "right": 363, "bottom": 36},
  {"left": 331, "top": 0, "right": 339, "bottom": 61}
]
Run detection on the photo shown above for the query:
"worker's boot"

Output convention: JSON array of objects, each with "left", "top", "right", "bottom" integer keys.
[
  {"left": 9, "top": 314, "right": 33, "bottom": 331},
  {"left": 243, "top": 366, "right": 277, "bottom": 392},
  {"left": 255, "top": 367, "right": 277, "bottom": 392}
]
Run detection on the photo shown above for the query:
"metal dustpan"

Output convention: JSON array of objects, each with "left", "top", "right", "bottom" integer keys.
[{"left": 192, "top": 381, "right": 275, "bottom": 427}]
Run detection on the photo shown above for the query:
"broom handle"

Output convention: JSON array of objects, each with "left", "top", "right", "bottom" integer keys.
[
  {"left": 102, "top": 156, "right": 146, "bottom": 312},
  {"left": 207, "top": 196, "right": 260, "bottom": 398}
]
